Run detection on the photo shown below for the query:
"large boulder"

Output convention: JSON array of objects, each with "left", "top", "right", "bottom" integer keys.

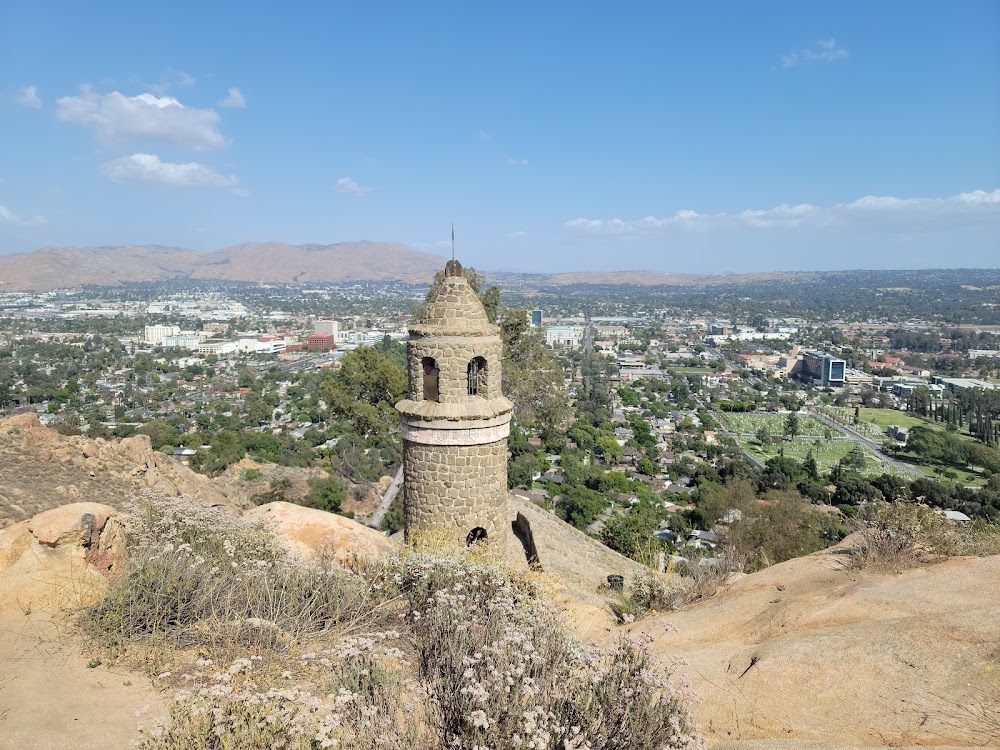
[
  {"left": 244, "top": 501, "right": 399, "bottom": 564},
  {"left": 112, "top": 433, "right": 156, "bottom": 468},
  {"left": 0, "top": 502, "right": 124, "bottom": 614},
  {"left": 0, "top": 412, "right": 47, "bottom": 432},
  {"left": 641, "top": 545, "right": 1000, "bottom": 747}
]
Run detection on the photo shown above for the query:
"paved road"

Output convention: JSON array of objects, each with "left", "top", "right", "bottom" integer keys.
[
  {"left": 714, "top": 425, "right": 766, "bottom": 469},
  {"left": 368, "top": 464, "right": 404, "bottom": 529},
  {"left": 809, "top": 411, "right": 924, "bottom": 478}
]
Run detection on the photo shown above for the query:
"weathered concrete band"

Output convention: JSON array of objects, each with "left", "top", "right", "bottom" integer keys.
[{"left": 401, "top": 419, "right": 511, "bottom": 446}]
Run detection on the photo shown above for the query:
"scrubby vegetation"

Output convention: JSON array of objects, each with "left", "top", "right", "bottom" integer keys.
[
  {"left": 85, "top": 495, "right": 373, "bottom": 668},
  {"left": 849, "top": 501, "right": 1000, "bottom": 572},
  {"left": 84, "top": 495, "right": 703, "bottom": 750}
]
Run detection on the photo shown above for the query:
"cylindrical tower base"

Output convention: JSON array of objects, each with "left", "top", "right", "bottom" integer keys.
[{"left": 402, "top": 436, "right": 509, "bottom": 549}]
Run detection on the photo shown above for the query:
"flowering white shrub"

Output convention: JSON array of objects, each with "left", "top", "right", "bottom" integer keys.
[
  {"left": 397, "top": 552, "right": 703, "bottom": 750},
  {"left": 93, "top": 497, "right": 702, "bottom": 749}
]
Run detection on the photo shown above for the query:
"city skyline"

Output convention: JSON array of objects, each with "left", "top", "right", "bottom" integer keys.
[{"left": 1, "top": 1, "right": 998, "bottom": 273}]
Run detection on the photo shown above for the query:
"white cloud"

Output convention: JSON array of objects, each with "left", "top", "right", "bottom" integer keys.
[
  {"left": 16, "top": 85, "right": 41, "bottom": 108},
  {"left": 565, "top": 218, "right": 606, "bottom": 232},
  {"left": 219, "top": 87, "right": 246, "bottom": 109},
  {"left": 336, "top": 177, "right": 372, "bottom": 196},
  {"left": 506, "top": 157, "right": 528, "bottom": 167},
  {"left": 479, "top": 129, "right": 490, "bottom": 141},
  {"left": 779, "top": 38, "right": 848, "bottom": 69},
  {"left": 565, "top": 188, "right": 1000, "bottom": 234},
  {"left": 57, "top": 86, "right": 227, "bottom": 150},
  {"left": 101, "top": 153, "right": 239, "bottom": 189},
  {"left": 0, "top": 204, "right": 46, "bottom": 225}
]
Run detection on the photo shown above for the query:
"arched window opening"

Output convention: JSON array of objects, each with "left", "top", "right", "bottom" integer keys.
[
  {"left": 422, "top": 357, "right": 439, "bottom": 402},
  {"left": 467, "top": 356, "right": 487, "bottom": 397},
  {"left": 466, "top": 527, "right": 488, "bottom": 546}
]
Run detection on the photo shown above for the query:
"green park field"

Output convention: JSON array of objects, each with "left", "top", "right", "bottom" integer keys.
[
  {"left": 858, "top": 408, "right": 938, "bottom": 432},
  {"left": 739, "top": 434, "right": 915, "bottom": 479}
]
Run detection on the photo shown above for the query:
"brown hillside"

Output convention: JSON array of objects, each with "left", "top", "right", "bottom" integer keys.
[
  {"left": 191, "top": 240, "right": 444, "bottom": 284},
  {"left": 0, "top": 413, "right": 239, "bottom": 526},
  {"left": 0, "top": 245, "right": 203, "bottom": 291},
  {"left": 547, "top": 270, "right": 813, "bottom": 286},
  {"left": 0, "top": 241, "right": 446, "bottom": 291}
]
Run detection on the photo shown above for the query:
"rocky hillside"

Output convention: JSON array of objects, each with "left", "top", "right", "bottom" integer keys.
[
  {"left": 0, "top": 412, "right": 996, "bottom": 748},
  {"left": 0, "top": 414, "right": 388, "bottom": 528},
  {"left": 0, "top": 241, "right": 446, "bottom": 291},
  {"left": 0, "top": 413, "right": 233, "bottom": 525},
  {"left": 642, "top": 542, "right": 1000, "bottom": 748}
]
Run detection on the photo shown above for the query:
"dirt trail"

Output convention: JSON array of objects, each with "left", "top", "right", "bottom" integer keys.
[{"left": 0, "top": 610, "right": 167, "bottom": 750}]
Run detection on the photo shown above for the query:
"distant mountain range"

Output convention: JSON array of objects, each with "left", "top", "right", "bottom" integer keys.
[
  {"left": 0, "top": 241, "right": 819, "bottom": 292},
  {"left": 0, "top": 242, "right": 447, "bottom": 291},
  {"left": 543, "top": 270, "right": 810, "bottom": 286}
]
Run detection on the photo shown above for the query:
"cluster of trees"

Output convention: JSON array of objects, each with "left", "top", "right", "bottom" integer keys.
[
  {"left": 695, "top": 479, "right": 844, "bottom": 570},
  {"left": 718, "top": 437, "right": 1000, "bottom": 520},
  {"left": 904, "top": 426, "right": 1000, "bottom": 474},
  {"left": 907, "top": 386, "right": 1000, "bottom": 446},
  {"left": 888, "top": 328, "right": 1000, "bottom": 354}
]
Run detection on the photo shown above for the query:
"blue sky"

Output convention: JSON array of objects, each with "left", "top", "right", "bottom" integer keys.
[{"left": 1, "top": 1, "right": 998, "bottom": 273}]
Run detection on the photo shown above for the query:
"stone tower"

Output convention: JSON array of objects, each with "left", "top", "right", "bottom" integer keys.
[{"left": 395, "top": 259, "right": 514, "bottom": 550}]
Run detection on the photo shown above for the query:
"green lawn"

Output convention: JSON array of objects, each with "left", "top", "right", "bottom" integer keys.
[
  {"left": 858, "top": 408, "right": 939, "bottom": 432},
  {"left": 893, "top": 453, "right": 987, "bottom": 486},
  {"left": 740, "top": 435, "right": 921, "bottom": 478},
  {"left": 666, "top": 366, "right": 716, "bottom": 374}
]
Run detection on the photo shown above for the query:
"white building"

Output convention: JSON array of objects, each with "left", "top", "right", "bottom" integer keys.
[
  {"left": 545, "top": 325, "right": 584, "bottom": 349},
  {"left": 144, "top": 324, "right": 180, "bottom": 346},
  {"left": 162, "top": 334, "right": 203, "bottom": 349},
  {"left": 315, "top": 319, "right": 339, "bottom": 337},
  {"left": 238, "top": 335, "right": 288, "bottom": 355},
  {"left": 198, "top": 340, "right": 238, "bottom": 356}
]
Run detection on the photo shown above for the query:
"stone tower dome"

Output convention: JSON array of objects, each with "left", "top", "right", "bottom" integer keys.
[{"left": 395, "top": 260, "right": 514, "bottom": 549}]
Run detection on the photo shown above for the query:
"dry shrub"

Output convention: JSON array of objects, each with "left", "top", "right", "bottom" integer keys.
[
  {"left": 84, "top": 494, "right": 378, "bottom": 669},
  {"left": 850, "top": 501, "right": 1000, "bottom": 572},
  {"left": 140, "top": 643, "right": 430, "bottom": 750},
  {"left": 395, "top": 552, "right": 704, "bottom": 750},
  {"left": 610, "top": 547, "right": 744, "bottom": 622},
  {"left": 95, "top": 501, "right": 702, "bottom": 749}
]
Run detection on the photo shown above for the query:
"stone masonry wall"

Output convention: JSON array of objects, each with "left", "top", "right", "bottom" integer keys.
[
  {"left": 408, "top": 337, "right": 503, "bottom": 403},
  {"left": 403, "top": 437, "right": 509, "bottom": 547}
]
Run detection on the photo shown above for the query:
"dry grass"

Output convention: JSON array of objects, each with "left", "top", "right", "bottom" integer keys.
[
  {"left": 84, "top": 497, "right": 704, "bottom": 749},
  {"left": 610, "top": 548, "right": 743, "bottom": 622},
  {"left": 849, "top": 501, "right": 1000, "bottom": 572},
  {"left": 83, "top": 495, "right": 388, "bottom": 675}
]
